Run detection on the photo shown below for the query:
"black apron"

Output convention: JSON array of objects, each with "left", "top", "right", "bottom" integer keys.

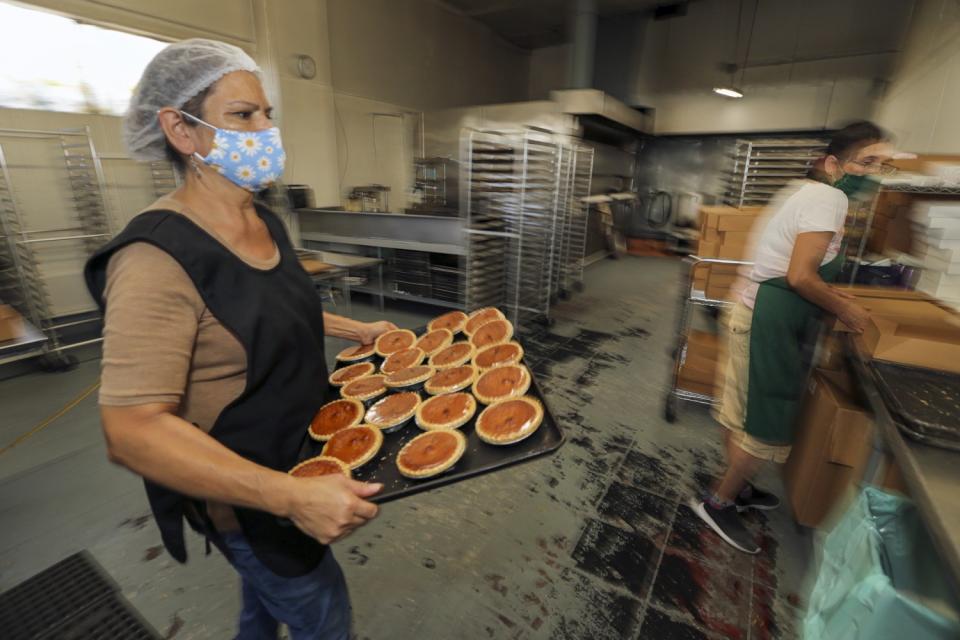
[{"left": 85, "top": 205, "right": 328, "bottom": 577}]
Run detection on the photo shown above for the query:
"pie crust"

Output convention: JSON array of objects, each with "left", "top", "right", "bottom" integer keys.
[
  {"left": 469, "top": 319, "right": 514, "bottom": 350},
  {"left": 385, "top": 365, "right": 435, "bottom": 389},
  {"left": 380, "top": 347, "right": 425, "bottom": 375},
  {"left": 415, "top": 392, "right": 477, "bottom": 431},
  {"left": 364, "top": 391, "right": 421, "bottom": 431},
  {"left": 289, "top": 455, "right": 351, "bottom": 479},
  {"left": 464, "top": 307, "right": 506, "bottom": 336},
  {"left": 415, "top": 328, "right": 454, "bottom": 356},
  {"left": 474, "top": 341, "right": 524, "bottom": 370},
  {"left": 428, "top": 310, "right": 468, "bottom": 335},
  {"left": 475, "top": 396, "right": 544, "bottom": 445},
  {"left": 329, "top": 361, "right": 375, "bottom": 387},
  {"left": 335, "top": 342, "right": 377, "bottom": 363},
  {"left": 374, "top": 328, "right": 417, "bottom": 357},
  {"left": 396, "top": 429, "right": 467, "bottom": 479},
  {"left": 429, "top": 342, "right": 476, "bottom": 369},
  {"left": 424, "top": 364, "right": 477, "bottom": 395},
  {"left": 308, "top": 399, "right": 365, "bottom": 441},
  {"left": 321, "top": 425, "right": 384, "bottom": 469},
  {"left": 340, "top": 374, "right": 388, "bottom": 403},
  {"left": 472, "top": 364, "right": 531, "bottom": 404}
]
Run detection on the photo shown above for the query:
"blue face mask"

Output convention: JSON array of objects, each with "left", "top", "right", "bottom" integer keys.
[{"left": 181, "top": 111, "right": 285, "bottom": 192}]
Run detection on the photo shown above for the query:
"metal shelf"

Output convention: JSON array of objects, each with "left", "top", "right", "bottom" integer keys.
[
  {"left": 0, "top": 317, "right": 47, "bottom": 366},
  {"left": 881, "top": 184, "right": 960, "bottom": 195},
  {"left": 351, "top": 285, "right": 463, "bottom": 310}
]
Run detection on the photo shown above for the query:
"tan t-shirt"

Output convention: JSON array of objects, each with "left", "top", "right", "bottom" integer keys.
[{"left": 99, "top": 196, "right": 279, "bottom": 530}]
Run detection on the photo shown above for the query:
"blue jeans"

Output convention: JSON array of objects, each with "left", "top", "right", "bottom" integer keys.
[{"left": 222, "top": 532, "right": 351, "bottom": 640}]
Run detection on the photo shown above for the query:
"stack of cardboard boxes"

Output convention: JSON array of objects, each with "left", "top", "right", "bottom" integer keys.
[
  {"left": 866, "top": 191, "right": 914, "bottom": 255},
  {"left": 693, "top": 205, "right": 762, "bottom": 300},
  {"left": 912, "top": 201, "right": 960, "bottom": 308},
  {"left": 787, "top": 287, "right": 960, "bottom": 527},
  {"left": 0, "top": 304, "right": 24, "bottom": 343},
  {"left": 676, "top": 330, "right": 718, "bottom": 397}
]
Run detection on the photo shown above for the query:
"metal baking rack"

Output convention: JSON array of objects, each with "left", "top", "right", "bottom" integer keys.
[
  {"left": 562, "top": 145, "right": 594, "bottom": 294},
  {"left": 0, "top": 127, "right": 115, "bottom": 367},
  {"left": 722, "top": 138, "right": 827, "bottom": 207},
  {"left": 462, "top": 128, "right": 593, "bottom": 330}
]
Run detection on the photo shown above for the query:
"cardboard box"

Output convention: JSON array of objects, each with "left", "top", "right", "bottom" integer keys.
[
  {"left": 683, "top": 330, "right": 718, "bottom": 374},
  {"left": 676, "top": 378, "right": 714, "bottom": 397},
  {"left": 696, "top": 240, "right": 719, "bottom": 257},
  {"left": 0, "top": 305, "right": 24, "bottom": 343},
  {"left": 705, "top": 282, "right": 733, "bottom": 301},
  {"left": 717, "top": 241, "right": 749, "bottom": 260},
  {"left": 717, "top": 216, "right": 758, "bottom": 233},
  {"left": 785, "top": 369, "right": 874, "bottom": 528},
  {"left": 858, "top": 311, "right": 960, "bottom": 373},
  {"left": 816, "top": 333, "right": 844, "bottom": 370}
]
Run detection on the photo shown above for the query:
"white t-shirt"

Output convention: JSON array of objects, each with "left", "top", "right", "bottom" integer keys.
[{"left": 738, "top": 180, "right": 848, "bottom": 309}]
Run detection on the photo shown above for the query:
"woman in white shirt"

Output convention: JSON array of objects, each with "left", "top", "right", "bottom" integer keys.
[{"left": 693, "top": 122, "right": 895, "bottom": 553}]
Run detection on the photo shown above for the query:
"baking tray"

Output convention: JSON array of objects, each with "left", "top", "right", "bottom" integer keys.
[
  {"left": 293, "top": 329, "right": 565, "bottom": 504},
  {"left": 869, "top": 360, "right": 960, "bottom": 452}
]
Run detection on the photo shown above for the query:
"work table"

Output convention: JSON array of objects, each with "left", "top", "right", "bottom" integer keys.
[{"left": 846, "top": 337, "right": 960, "bottom": 596}]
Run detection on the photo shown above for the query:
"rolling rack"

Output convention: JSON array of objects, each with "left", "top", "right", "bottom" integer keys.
[
  {"left": 462, "top": 128, "right": 592, "bottom": 329},
  {"left": 0, "top": 127, "right": 114, "bottom": 369},
  {"left": 562, "top": 145, "right": 595, "bottom": 293},
  {"left": 723, "top": 138, "right": 827, "bottom": 208},
  {"left": 663, "top": 255, "right": 753, "bottom": 423}
]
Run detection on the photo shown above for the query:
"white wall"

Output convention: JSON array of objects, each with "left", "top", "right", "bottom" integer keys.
[
  {"left": 2, "top": 0, "right": 534, "bottom": 318},
  {"left": 874, "top": 0, "right": 960, "bottom": 152},
  {"left": 529, "top": 45, "right": 570, "bottom": 101},
  {"left": 326, "top": 0, "right": 530, "bottom": 111}
]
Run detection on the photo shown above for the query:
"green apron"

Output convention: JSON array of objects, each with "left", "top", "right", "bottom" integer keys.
[{"left": 744, "top": 252, "right": 844, "bottom": 444}]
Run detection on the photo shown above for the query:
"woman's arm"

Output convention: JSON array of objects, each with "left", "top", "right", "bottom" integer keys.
[
  {"left": 786, "top": 231, "right": 870, "bottom": 332},
  {"left": 323, "top": 311, "right": 397, "bottom": 344},
  {"left": 101, "top": 403, "right": 382, "bottom": 543}
]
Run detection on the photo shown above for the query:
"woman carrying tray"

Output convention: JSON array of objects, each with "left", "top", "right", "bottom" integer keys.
[
  {"left": 692, "top": 122, "right": 898, "bottom": 554},
  {"left": 85, "top": 40, "right": 394, "bottom": 639}
]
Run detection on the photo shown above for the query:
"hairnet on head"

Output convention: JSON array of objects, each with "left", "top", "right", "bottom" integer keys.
[{"left": 124, "top": 38, "right": 260, "bottom": 161}]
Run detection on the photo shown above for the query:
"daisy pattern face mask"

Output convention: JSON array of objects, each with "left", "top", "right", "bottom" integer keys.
[{"left": 181, "top": 111, "right": 285, "bottom": 192}]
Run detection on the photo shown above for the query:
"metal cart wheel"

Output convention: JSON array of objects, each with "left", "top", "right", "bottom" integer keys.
[
  {"left": 37, "top": 351, "right": 78, "bottom": 373},
  {"left": 573, "top": 280, "right": 584, "bottom": 293},
  {"left": 664, "top": 394, "right": 678, "bottom": 423}
]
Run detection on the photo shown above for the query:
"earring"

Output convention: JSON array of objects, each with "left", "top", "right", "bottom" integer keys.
[{"left": 190, "top": 157, "right": 203, "bottom": 177}]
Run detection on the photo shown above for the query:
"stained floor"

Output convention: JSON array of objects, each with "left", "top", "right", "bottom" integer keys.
[{"left": 0, "top": 256, "right": 814, "bottom": 639}]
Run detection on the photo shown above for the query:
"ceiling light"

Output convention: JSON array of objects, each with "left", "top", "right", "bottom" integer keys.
[{"left": 713, "top": 86, "right": 744, "bottom": 99}]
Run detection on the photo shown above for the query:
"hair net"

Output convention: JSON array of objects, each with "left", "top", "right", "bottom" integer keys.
[{"left": 123, "top": 38, "right": 260, "bottom": 161}]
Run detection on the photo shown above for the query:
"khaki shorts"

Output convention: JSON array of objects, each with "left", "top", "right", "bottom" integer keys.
[{"left": 712, "top": 301, "right": 793, "bottom": 464}]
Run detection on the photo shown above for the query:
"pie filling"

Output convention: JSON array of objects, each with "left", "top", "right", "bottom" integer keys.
[
  {"left": 386, "top": 365, "right": 433, "bottom": 385},
  {"left": 427, "top": 365, "right": 474, "bottom": 391},
  {"left": 420, "top": 393, "right": 474, "bottom": 425},
  {"left": 366, "top": 392, "right": 420, "bottom": 426},
  {"left": 290, "top": 457, "right": 346, "bottom": 477},
  {"left": 377, "top": 330, "right": 416, "bottom": 355},
  {"left": 337, "top": 343, "right": 376, "bottom": 361},
  {"left": 310, "top": 400, "right": 362, "bottom": 436},
  {"left": 416, "top": 329, "right": 452, "bottom": 355},
  {"left": 323, "top": 427, "right": 379, "bottom": 464},
  {"left": 382, "top": 348, "right": 424, "bottom": 374},
  {"left": 479, "top": 399, "right": 540, "bottom": 438},
  {"left": 429, "top": 311, "right": 467, "bottom": 333},
  {"left": 465, "top": 308, "right": 503, "bottom": 335},
  {"left": 475, "top": 366, "right": 528, "bottom": 400},
  {"left": 432, "top": 343, "right": 473, "bottom": 366},
  {"left": 475, "top": 343, "right": 522, "bottom": 368},
  {"left": 471, "top": 320, "right": 511, "bottom": 348},
  {"left": 398, "top": 432, "right": 461, "bottom": 472},
  {"left": 331, "top": 362, "right": 374, "bottom": 385},
  {"left": 342, "top": 375, "right": 387, "bottom": 398}
]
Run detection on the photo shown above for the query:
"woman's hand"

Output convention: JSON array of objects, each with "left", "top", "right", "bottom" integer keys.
[
  {"left": 286, "top": 475, "right": 383, "bottom": 544},
  {"left": 356, "top": 320, "right": 398, "bottom": 345},
  {"left": 837, "top": 300, "right": 871, "bottom": 334}
]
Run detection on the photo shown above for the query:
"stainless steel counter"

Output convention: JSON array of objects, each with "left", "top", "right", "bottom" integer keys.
[
  {"left": 296, "top": 208, "right": 465, "bottom": 256},
  {"left": 846, "top": 337, "right": 960, "bottom": 595}
]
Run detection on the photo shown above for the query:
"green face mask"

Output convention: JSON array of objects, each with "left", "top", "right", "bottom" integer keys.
[{"left": 833, "top": 172, "right": 871, "bottom": 197}]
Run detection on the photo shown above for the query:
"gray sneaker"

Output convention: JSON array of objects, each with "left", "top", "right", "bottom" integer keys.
[
  {"left": 735, "top": 482, "right": 781, "bottom": 512},
  {"left": 689, "top": 498, "right": 760, "bottom": 554}
]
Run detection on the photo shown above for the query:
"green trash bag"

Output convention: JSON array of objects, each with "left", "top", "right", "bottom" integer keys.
[{"left": 804, "top": 486, "right": 960, "bottom": 640}]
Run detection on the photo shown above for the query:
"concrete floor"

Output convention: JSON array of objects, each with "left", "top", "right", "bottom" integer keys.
[{"left": 0, "top": 256, "right": 813, "bottom": 639}]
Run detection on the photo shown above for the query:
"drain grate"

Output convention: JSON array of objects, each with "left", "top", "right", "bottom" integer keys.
[{"left": 0, "top": 551, "right": 160, "bottom": 639}]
